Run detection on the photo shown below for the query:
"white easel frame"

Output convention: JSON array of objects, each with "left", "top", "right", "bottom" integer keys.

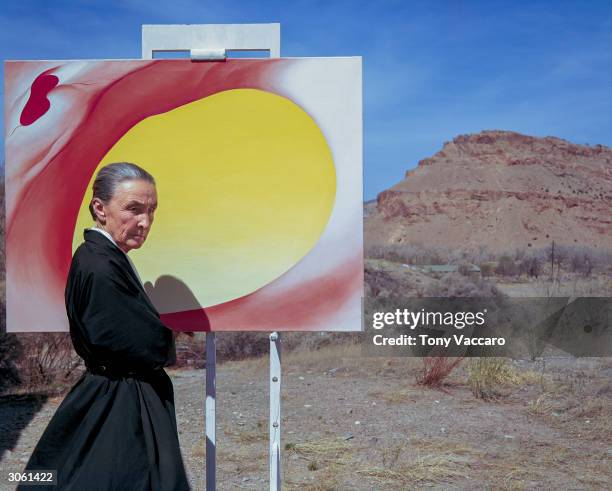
[{"left": 141, "top": 23, "right": 282, "bottom": 491}]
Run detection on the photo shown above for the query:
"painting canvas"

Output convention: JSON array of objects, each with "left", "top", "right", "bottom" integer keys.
[{"left": 4, "top": 58, "right": 363, "bottom": 332}]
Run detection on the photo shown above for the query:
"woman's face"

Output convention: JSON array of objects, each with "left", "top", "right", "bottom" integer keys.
[{"left": 93, "top": 179, "right": 158, "bottom": 253}]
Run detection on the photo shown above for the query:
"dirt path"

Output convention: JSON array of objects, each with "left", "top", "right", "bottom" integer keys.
[{"left": 1, "top": 347, "right": 610, "bottom": 490}]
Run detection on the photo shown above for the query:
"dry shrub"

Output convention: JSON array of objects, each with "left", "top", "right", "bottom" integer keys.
[
  {"left": 479, "top": 261, "right": 496, "bottom": 277},
  {"left": 416, "top": 357, "right": 463, "bottom": 387},
  {"left": 569, "top": 251, "right": 594, "bottom": 276},
  {"left": 468, "top": 358, "right": 521, "bottom": 400},
  {"left": 215, "top": 332, "right": 359, "bottom": 362},
  {"left": 363, "top": 243, "right": 605, "bottom": 295},
  {"left": 215, "top": 332, "right": 270, "bottom": 361},
  {"left": 424, "top": 273, "right": 503, "bottom": 298},
  {"left": 550, "top": 244, "right": 612, "bottom": 274},
  {"left": 172, "top": 332, "right": 206, "bottom": 368},
  {"left": 457, "top": 261, "right": 474, "bottom": 276},
  {"left": 364, "top": 264, "right": 401, "bottom": 298},
  {"left": 495, "top": 255, "right": 519, "bottom": 277},
  {"left": 0, "top": 332, "right": 22, "bottom": 391},
  {"left": 519, "top": 256, "right": 543, "bottom": 278},
  {"left": 172, "top": 332, "right": 270, "bottom": 366},
  {"left": 364, "top": 242, "right": 452, "bottom": 265},
  {"left": 172, "top": 331, "right": 361, "bottom": 367},
  {"left": 17, "top": 333, "right": 83, "bottom": 393}
]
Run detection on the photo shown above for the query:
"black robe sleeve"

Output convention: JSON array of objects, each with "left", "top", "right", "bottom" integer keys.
[{"left": 66, "top": 244, "right": 173, "bottom": 373}]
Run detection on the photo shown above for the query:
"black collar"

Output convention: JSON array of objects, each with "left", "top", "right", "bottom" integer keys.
[
  {"left": 82, "top": 229, "right": 158, "bottom": 313},
  {"left": 83, "top": 229, "right": 124, "bottom": 253}
]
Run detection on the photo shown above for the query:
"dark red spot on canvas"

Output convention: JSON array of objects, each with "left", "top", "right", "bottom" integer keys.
[{"left": 20, "top": 74, "right": 59, "bottom": 126}]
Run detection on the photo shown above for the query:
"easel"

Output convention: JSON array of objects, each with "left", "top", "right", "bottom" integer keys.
[{"left": 142, "top": 24, "right": 282, "bottom": 491}]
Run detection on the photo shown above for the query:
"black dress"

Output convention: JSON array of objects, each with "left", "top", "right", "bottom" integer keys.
[{"left": 19, "top": 230, "right": 190, "bottom": 491}]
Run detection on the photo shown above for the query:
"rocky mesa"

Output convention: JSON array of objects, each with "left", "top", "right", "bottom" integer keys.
[{"left": 365, "top": 130, "right": 612, "bottom": 252}]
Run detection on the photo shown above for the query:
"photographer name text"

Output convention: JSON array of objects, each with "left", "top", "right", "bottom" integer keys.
[{"left": 371, "top": 308, "right": 506, "bottom": 347}]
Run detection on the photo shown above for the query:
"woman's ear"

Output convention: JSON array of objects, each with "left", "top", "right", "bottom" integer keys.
[{"left": 91, "top": 198, "right": 106, "bottom": 224}]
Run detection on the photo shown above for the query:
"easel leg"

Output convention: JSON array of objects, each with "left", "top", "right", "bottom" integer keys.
[
  {"left": 269, "top": 332, "right": 282, "bottom": 491},
  {"left": 206, "top": 332, "right": 216, "bottom": 491}
]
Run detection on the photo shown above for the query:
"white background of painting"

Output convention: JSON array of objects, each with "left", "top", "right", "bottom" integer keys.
[{"left": 263, "top": 57, "right": 363, "bottom": 330}]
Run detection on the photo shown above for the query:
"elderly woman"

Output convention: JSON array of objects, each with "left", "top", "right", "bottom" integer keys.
[{"left": 20, "top": 163, "right": 190, "bottom": 491}]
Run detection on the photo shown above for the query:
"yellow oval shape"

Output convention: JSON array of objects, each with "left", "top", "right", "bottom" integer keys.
[{"left": 73, "top": 88, "right": 336, "bottom": 309}]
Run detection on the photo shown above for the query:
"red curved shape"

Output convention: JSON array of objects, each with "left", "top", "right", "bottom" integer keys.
[
  {"left": 20, "top": 74, "right": 59, "bottom": 126},
  {"left": 160, "top": 252, "right": 363, "bottom": 332}
]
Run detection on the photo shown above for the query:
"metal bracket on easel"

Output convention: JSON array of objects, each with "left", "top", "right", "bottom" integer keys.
[
  {"left": 190, "top": 48, "right": 227, "bottom": 61},
  {"left": 141, "top": 23, "right": 282, "bottom": 491},
  {"left": 141, "top": 23, "right": 280, "bottom": 60}
]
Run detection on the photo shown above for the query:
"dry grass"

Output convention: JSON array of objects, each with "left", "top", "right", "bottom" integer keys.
[
  {"left": 474, "top": 444, "right": 567, "bottom": 490},
  {"left": 224, "top": 426, "right": 268, "bottom": 444},
  {"left": 357, "top": 448, "right": 466, "bottom": 487},
  {"left": 191, "top": 443, "right": 265, "bottom": 475},
  {"left": 570, "top": 396, "right": 606, "bottom": 418},
  {"left": 228, "top": 341, "right": 364, "bottom": 377},
  {"left": 472, "top": 438, "right": 611, "bottom": 490},
  {"left": 517, "top": 368, "right": 547, "bottom": 386},
  {"left": 297, "top": 473, "right": 341, "bottom": 491},
  {"left": 227, "top": 342, "right": 428, "bottom": 384},
  {"left": 285, "top": 430, "right": 480, "bottom": 491},
  {"left": 367, "top": 388, "right": 417, "bottom": 405},
  {"left": 283, "top": 343, "right": 361, "bottom": 371},
  {"left": 284, "top": 437, "right": 354, "bottom": 490},
  {"left": 286, "top": 437, "right": 352, "bottom": 466},
  {"left": 224, "top": 419, "right": 267, "bottom": 444},
  {"left": 468, "top": 358, "right": 523, "bottom": 400},
  {"left": 410, "top": 438, "right": 480, "bottom": 457},
  {"left": 523, "top": 364, "right": 612, "bottom": 443},
  {"left": 528, "top": 393, "right": 554, "bottom": 415},
  {"left": 354, "top": 439, "right": 481, "bottom": 488},
  {"left": 219, "top": 448, "right": 266, "bottom": 476},
  {"left": 191, "top": 441, "right": 206, "bottom": 458}
]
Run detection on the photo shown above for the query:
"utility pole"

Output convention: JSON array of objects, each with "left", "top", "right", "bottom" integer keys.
[{"left": 550, "top": 240, "right": 555, "bottom": 282}]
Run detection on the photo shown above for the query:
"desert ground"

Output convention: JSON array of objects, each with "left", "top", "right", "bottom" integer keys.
[{"left": 1, "top": 341, "right": 611, "bottom": 490}]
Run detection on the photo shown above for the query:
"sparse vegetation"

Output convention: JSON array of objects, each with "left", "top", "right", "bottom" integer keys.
[
  {"left": 1, "top": 333, "right": 83, "bottom": 395},
  {"left": 357, "top": 441, "right": 466, "bottom": 487},
  {"left": 519, "top": 255, "right": 542, "bottom": 278},
  {"left": 424, "top": 272, "right": 503, "bottom": 298},
  {"left": 468, "top": 357, "right": 522, "bottom": 400},
  {"left": 496, "top": 255, "right": 519, "bottom": 276},
  {"left": 0, "top": 333, "right": 21, "bottom": 392},
  {"left": 365, "top": 242, "right": 611, "bottom": 281}
]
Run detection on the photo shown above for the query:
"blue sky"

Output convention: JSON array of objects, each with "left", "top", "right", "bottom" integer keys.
[{"left": 1, "top": 0, "right": 610, "bottom": 200}]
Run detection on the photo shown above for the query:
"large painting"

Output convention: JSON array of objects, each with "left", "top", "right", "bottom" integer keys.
[{"left": 4, "top": 58, "right": 363, "bottom": 332}]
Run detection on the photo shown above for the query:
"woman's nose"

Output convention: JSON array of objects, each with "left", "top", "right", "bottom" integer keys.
[{"left": 139, "top": 213, "right": 152, "bottom": 228}]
